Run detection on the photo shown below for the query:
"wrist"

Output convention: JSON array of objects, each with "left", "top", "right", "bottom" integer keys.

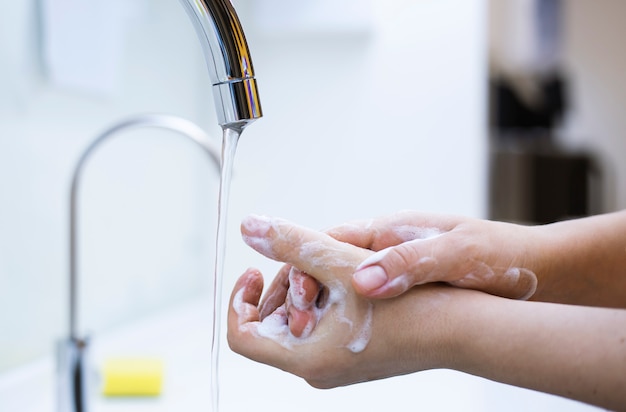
[
  {"left": 397, "top": 286, "right": 494, "bottom": 371},
  {"left": 529, "top": 217, "right": 599, "bottom": 305},
  {"left": 435, "top": 288, "right": 499, "bottom": 371},
  {"left": 524, "top": 223, "right": 560, "bottom": 302}
]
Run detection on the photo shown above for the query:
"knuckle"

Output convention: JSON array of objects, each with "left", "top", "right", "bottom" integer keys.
[
  {"left": 446, "top": 232, "right": 479, "bottom": 259},
  {"left": 385, "top": 243, "right": 421, "bottom": 275}
]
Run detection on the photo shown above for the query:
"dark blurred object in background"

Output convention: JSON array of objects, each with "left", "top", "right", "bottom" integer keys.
[
  {"left": 491, "top": 72, "right": 567, "bottom": 131},
  {"left": 488, "top": 72, "right": 602, "bottom": 224},
  {"left": 489, "top": 138, "right": 603, "bottom": 224},
  {"left": 489, "top": 72, "right": 603, "bottom": 224},
  {"left": 487, "top": 0, "right": 605, "bottom": 224}
]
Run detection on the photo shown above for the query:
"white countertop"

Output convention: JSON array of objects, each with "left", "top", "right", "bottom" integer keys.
[{"left": 0, "top": 298, "right": 604, "bottom": 412}]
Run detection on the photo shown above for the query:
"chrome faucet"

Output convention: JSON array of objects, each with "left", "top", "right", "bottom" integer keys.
[
  {"left": 180, "top": 0, "right": 263, "bottom": 130},
  {"left": 57, "top": 1, "right": 262, "bottom": 411}
]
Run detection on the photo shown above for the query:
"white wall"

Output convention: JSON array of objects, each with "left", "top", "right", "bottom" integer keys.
[
  {"left": 0, "top": 0, "right": 217, "bottom": 371},
  {"left": 0, "top": 0, "right": 488, "bottom": 375},
  {"left": 227, "top": 0, "right": 489, "bottom": 284}
]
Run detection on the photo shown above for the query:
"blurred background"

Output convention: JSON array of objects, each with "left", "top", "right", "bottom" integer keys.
[
  {"left": 0, "top": 0, "right": 623, "bottom": 411},
  {"left": 488, "top": 0, "right": 625, "bottom": 224}
]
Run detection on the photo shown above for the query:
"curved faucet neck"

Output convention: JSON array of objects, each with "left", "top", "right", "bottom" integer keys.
[{"left": 179, "top": 0, "right": 263, "bottom": 128}]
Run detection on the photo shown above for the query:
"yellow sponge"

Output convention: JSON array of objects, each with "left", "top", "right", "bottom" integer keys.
[{"left": 102, "top": 358, "right": 164, "bottom": 396}]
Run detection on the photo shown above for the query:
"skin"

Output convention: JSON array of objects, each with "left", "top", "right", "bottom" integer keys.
[
  {"left": 227, "top": 213, "right": 626, "bottom": 410},
  {"left": 258, "top": 209, "right": 626, "bottom": 337},
  {"left": 324, "top": 210, "right": 626, "bottom": 308}
]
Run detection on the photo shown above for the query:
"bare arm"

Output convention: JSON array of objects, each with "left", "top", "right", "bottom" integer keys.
[
  {"left": 533, "top": 210, "right": 626, "bottom": 306},
  {"left": 326, "top": 210, "right": 626, "bottom": 307},
  {"left": 451, "top": 294, "right": 626, "bottom": 411},
  {"left": 228, "top": 215, "right": 626, "bottom": 410}
]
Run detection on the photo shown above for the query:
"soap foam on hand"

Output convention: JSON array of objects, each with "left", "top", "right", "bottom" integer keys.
[
  {"left": 237, "top": 214, "right": 374, "bottom": 352},
  {"left": 392, "top": 225, "right": 443, "bottom": 242},
  {"left": 234, "top": 279, "right": 373, "bottom": 354}
]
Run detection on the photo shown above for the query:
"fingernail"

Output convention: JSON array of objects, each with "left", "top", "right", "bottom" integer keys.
[
  {"left": 353, "top": 266, "right": 388, "bottom": 292},
  {"left": 356, "top": 247, "right": 392, "bottom": 270},
  {"left": 241, "top": 215, "right": 275, "bottom": 258},
  {"left": 241, "top": 214, "right": 271, "bottom": 237}
]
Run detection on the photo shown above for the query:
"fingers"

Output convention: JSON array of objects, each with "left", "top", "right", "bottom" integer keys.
[
  {"left": 325, "top": 211, "right": 462, "bottom": 251},
  {"left": 324, "top": 211, "right": 457, "bottom": 298},
  {"left": 258, "top": 264, "right": 322, "bottom": 337},
  {"left": 449, "top": 267, "right": 538, "bottom": 300},
  {"left": 351, "top": 236, "right": 539, "bottom": 300},
  {"left": 285, "top": 268, "right": 322, "bottom": 338},
  {"left": 324, "top": 218, "right": 380, "bottom": 249},
  {"left": 351, "top": 239, "right": 439, "bottom": 298},
  {"left": 258, "top": 264, "right": 291, "bottom": 320},
  {"left": 242, "top": 215, "right": 369, "bottom": 340},
  {"left": 229, "top": 267, "right": 264, "bottom": 327},
  {"left": 241, "top": 214, "right": 368, "bottom": 283},
  {"left": 227, "top": 268, "right": 293, "bottom": 369}
]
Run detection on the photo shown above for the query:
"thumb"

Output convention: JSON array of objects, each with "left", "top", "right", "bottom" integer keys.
[
  {"left": 351, "top": 239, "right": 438, "bottom": 298},
  {"left": 351, "top": 237, "right": 538, "bottom": 300},
  {"left": 241, "top": 215, "right": 369, "bottom": 284}
]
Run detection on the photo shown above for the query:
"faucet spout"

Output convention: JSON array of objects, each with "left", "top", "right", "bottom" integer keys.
[{"left": 179, "top": 0, "right": 263, "bottom": 129}]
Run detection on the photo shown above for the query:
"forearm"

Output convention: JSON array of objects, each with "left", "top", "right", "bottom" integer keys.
[
  {"left": 532, "top": 210, "right": 626, "bottom": 307},
  {"left": 448, "top": 293, "right": 626, "bottom": 410}
]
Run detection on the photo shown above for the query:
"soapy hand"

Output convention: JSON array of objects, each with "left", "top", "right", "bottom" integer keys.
[
  {"left": 325, "top": 211, "right": 539, "bottom": 300},
  {"left": 228, "top": 213, "right": 626, "bottom": 409},
  {"left": 227, "top": 215, "right": 455, "bottom": 388}
]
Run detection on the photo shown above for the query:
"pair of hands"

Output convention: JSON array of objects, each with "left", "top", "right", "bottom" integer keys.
[{"left": 227, "top": 211, "right": 539, "bottom": 388}]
